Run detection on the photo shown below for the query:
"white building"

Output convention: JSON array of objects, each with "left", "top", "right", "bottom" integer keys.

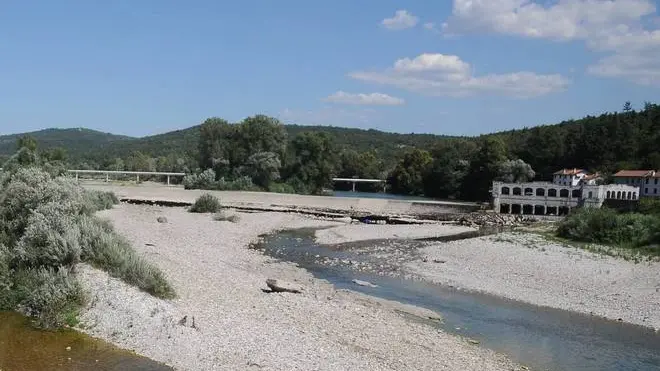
[
  {"left": 613, "top": 170, "right": 660, "bottom": 197},
  {"left": 552, "top": 168, "right": 588, "bottom": 186}
]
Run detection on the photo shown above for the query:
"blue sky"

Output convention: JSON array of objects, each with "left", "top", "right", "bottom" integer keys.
[{"left": 1, "top": 1, "right": 659, "bottom": 137}]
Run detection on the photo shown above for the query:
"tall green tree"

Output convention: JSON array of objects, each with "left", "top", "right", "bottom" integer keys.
[
  {"left": 388, "top": 149, "right": 433, "bottom": 196},
  {"left": 461, "top": 137, "right": 508, "bottom": 201},
  {"left": 285, "top": 132, "right": 337, "bottom": 194}
]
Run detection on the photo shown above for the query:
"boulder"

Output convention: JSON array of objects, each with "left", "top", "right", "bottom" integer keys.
[
  {"left": 265, "top": 279, "right": 302, "bottom": 294},
  {"left": 156, "top": 216, "right": 168, "bottom": 223}
]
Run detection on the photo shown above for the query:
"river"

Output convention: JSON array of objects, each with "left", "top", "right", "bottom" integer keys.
[{"left": 255, "top": 229, "right": 660, "bottom": 371}]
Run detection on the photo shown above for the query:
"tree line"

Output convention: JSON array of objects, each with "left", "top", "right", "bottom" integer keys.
[{"left": 11, "top": 101, "right": 660, "bottom": 200}]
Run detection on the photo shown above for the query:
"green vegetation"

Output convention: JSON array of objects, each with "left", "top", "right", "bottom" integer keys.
[
  {"left": 189, "top": 194, "right": 222, "bottom": 213},
  {"left": 0, "top": 143, "right": 174, "bottom": 328},
  {"left": 557, "top": 208, "right": 660, "bottom": 253},
  {"left": 213, "top": 211, "right": 240, "bottom": 223},
  {"left": 3, "top": 101, "right": 659, "bottom": 200}
]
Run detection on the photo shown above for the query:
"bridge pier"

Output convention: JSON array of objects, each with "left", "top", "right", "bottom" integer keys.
[{"left": 352, "top": 182, "right": 356, "bottom": 192}]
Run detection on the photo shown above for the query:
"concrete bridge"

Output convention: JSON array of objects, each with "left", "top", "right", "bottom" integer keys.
[
  {"left": 332, "top": 178, "right": 387, "bottom": 192},
  {"left": 68, "top": 169, "right": 186, "bottom": 185}
]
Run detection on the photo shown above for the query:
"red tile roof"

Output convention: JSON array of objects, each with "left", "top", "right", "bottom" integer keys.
[
  {"left": 553, "top": 168, "right": 587, "bottom": 175},
  {"left": 583, "top": 173, "right": 601, "bottom": 180},
  {"left": 613, "top": 170, "right": 655, "bottom": 177}
]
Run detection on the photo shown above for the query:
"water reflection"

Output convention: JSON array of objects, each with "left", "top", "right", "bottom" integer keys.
[{"left": 0, "top": 312, "right": 171, "bottom": 371}]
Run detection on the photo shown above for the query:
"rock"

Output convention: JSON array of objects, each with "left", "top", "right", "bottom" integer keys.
[
  {"left": 156, "top": 216, "right": 168, "bottom": 223},
  {"left": 265, "top": 279, "right": 302, "bottom": 294},
  {"left": 65, "top": 346, "right": 71, "bottom": 351},
  {"left": 467, "top": 339, "right": 480, "bottom": 345},
  {"left": 352, "top": 279, "right": 378, "bottom": 288},
  {"left": 432, "top": 259, "right": 446, "bottom": 264}
]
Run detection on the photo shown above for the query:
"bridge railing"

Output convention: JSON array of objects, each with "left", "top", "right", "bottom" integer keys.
[{"left": 67, "top": 170, "right": 186, "bottom": 185}]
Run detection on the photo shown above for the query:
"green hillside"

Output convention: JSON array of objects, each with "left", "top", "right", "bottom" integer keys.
[{"left": 0, "top": 128, "right": 133, "bottom": 158}]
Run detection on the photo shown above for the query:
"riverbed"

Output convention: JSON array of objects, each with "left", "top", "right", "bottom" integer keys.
[
  {"left": 254, "top": 229, "right": 660, "bottom": 371},
  {"left": 75, "top": 204, "right": 517, "bottom": 371}
]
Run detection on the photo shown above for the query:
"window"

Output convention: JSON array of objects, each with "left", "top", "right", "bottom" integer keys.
[
  {"left": 655, "top": 178, "right": 658, "bottom": 185},
  {"left": 646, "top": 178, "right": 650, "bottom": 184},
  {"left": 560, "top": 189, "right": 569, "bottom": 198},
  {"left": 645, "top": 188, "right": 649, "bottom": 194},
  {"left": 606, "top": 191, "right": 611, "bottom": 198},
  {"left": 501, "top": 187, "right": 510, "bottom": 195},
  {"left": 655, "top": 189, "right": 658, "bottom": 194},
  {"left": 588, "top": 191, "right": 593, "bottom": 198}
]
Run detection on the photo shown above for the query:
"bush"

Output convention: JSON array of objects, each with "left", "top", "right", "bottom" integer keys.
[
  {"left": 189, "top": 193, "right": 222, "bottom": 213},
  {"left": 0, "top": 163, "right": 176, "bottom": 328},
  {"left": 77, "top": 215, "right": 175, "bottom": 299},
  {"left": 213, "top": 211, "right": 240, "bottom": 223},
  {"left": 15, "top": 202, "right": 82, "bottom": 269},
  {"left": 183, "top": 169, "right": 216, "bottom": 190},
  {"left": 557, "top": 208, "right": 660, "bottom": 249},
  {"left": 84, "top": 190, "right": 119, "bottom": 212},
  {"left": 268, "top": 182, "right": 297, "bottom": 194},
  {"left": 638, "top": 198, "right": 660, "bottom": 215},
  {"left": 13, "top": 267, "right": 86, "bottom": 328},
  {"left": 0, "top": 244, "right": 14, "bottom": 310}
]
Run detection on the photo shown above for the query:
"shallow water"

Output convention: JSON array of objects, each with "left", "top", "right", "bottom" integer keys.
[
  {"left": 331, "top": 190, "right": 432, "bottom": 201},
  {"left": 256, "top": 229, "right": 660, "bottom": 371},
  {"left": 0, "top": 312, "right": 171, "bottom": 371}
]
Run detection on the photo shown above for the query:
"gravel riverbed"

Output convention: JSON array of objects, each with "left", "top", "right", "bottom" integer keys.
[
  {"left": 77, "top": 204, "right": 519, "bottom": 371},
  {"left": 405, "top": 232, "right": 660, "bottom": 330}
]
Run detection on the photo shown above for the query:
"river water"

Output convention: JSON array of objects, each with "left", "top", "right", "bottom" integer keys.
[
  {"left": 255, "top": 229, "right": 660, "bottom": 371},
  {"left": 0, "top": 312, "right": 171, "bottom": 371}
]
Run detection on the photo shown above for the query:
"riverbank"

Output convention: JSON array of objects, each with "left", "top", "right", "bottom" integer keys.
[
  {"left": 404, "top": 231, "right": 660, "bottom": 330},
  {"left": 77, "top": 204, "right": 519, "bottom": 371},
  {"left": 311, "top": 222, "right": 660, "bottom": 330},
  {"left": 81, "top": 182, "right": 478, "bottom": 216}
]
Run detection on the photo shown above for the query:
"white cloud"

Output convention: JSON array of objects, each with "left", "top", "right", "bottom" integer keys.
[
  {"left": 423, "top": 22, "right": 439, "bottom": 33},
  {"left": 323, "top": 91, "right": 405, "bottom": 106},
  {"left": 349, "top": 53, "right": 570, "bottom": 98},
  {"left": 442, "top": 0, "right": 660, "bottom": 85},
  {"left": 381, "top": 10, "right": 419, "bottom": 30}
]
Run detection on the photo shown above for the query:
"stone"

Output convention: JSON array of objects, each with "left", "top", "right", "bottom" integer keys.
[
  {"left": 352, "top": 279, "right": 378, "bottom": 288},
  {"left": 265, "top": 279, "right": 302, "bottom": 294},
  {"left": 157, "top": 216, "right": 168, "bottom": 223}
]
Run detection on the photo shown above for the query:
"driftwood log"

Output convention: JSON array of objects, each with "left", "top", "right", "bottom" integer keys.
[{"left": 265, "top": 279, "right": 302, "bottom": 294}]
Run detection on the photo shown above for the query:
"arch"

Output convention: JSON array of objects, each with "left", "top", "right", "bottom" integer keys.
[
  {"left": 524, "top": 187, "right": 534, "bottom": 196},
  {"left": 534, "top": 205, "right": 545, "bottom": 215},
  {"left": 572, "top": 189, "right": 581, "bottom": 198},
  {"left": 522, "top": 204, "right": 534, "bottom": 215},
  {"left": 536, "top": 188, "right": 545, "bottom": 196},
  {"left": 560, "top": 189, "right": 569, "bottom": 198},
  {"left": 627, "top": 191, "right": 632, "bottom": 200},
  {"left": 513, "top": 187, "right": 522, "bottom": 196},
  {"left": 633, "top": 192, "right": 637, "bottom": 200},
  {"left": 617, "top": 191, "right": 622, "bottom": 199},
  {"left": 606, "top": 191, "right": 611, "bottom": 199},
  {"left": 548, "top": 189, "right": 557, "bottom": 197},
  {"left": 501, "top": 187, "right": 510, "bottom": 195},
  {"left": 499, "top": 203, "right": 510, "bottom": 214}
]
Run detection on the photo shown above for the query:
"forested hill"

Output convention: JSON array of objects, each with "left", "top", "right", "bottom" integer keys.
[
  {"left": 0, "top": 128, "right": 132, "bottom": 157},
  {"left": 2, "top": 102, "right": 659, "bottom": 200},
  {"left": 0, "top": 124, "right": 453, "bottom": 167}
]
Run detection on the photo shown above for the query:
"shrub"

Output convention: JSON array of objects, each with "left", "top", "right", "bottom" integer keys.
[
  {"left": 83, "top": 190, "right": 119, "bottom": 212},
  {"left": 77, "top": 215, "right": 175, "bottom": 299},
  {"left": 183, "top": 169, "right": 216, "bottom": 190},
  {"left": 268, "top": 182, "right": 296, "bottom": 194},
  {"left": 189, "top": 193, "right": 222, "bottom": 213},
  {"left": 13, "top": 267, "right": 86, "bottom": 328},
  {"left": 15, "top": 202, "right": 82, "bottom": 269},
  {"left": 558, "top": 208, "right": 660, "bottom": 250},
  {"left": 213, "top": 211, "right": 240, "bottom": 223},
  {"left": 0, "top": 244, "right": 14, "bottom": 310}
]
